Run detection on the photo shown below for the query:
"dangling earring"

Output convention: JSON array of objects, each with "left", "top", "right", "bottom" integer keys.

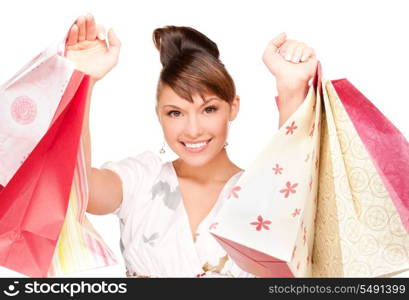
[
  {"left": 159, "top": 141, "right": 166, "bottom": 154},
  {"left": 224, "top": 121, "right": 232, "bottom": 148}
]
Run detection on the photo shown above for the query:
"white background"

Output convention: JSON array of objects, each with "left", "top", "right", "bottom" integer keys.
[{"left": 1, "top": 0, "right": 408, "bottom": 277}]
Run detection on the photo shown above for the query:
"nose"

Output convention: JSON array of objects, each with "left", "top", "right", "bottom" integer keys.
[{"left": 185, "top": 114, "right": 203, "bottom": 139}]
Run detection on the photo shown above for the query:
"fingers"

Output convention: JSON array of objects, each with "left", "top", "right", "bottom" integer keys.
[
  {"left": 278, "top": 40, "right": 299, "bottom": 61},
  {"left": 292, "top": 44, "right": 305, "bottom": 63},
  {"left": 68, "top": 13, "right": 99, "bottom": 45},
  {"left": 66, "top": 24, "right": 79, "bottom": 46},
  {"left": 278, "top": 39, "right": 315, "bottom": 63},
  {"left": 96, "top": 24, "right": 107, "bottom": 41},
  {"left": 85, "top": 13, "right": 97, "bottom": 40},
  {"left": 77, "top": 16, "right": 86, "bottom": 42},
  {"left": 301, "top": 48, "right": 316, "bottom": 62}
]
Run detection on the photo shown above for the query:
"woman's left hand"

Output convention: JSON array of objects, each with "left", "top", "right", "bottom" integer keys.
[{"left": 262, "top": 32, "right": 318, "bottom": 94}]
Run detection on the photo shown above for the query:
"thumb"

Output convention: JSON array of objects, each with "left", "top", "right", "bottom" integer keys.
[
  {"left": 108, "top": 28, "right": 121, "bottom": 56},
  {"left": 262, "top": 32, "right": 287, "bottom": 74},
  {"left": 269, "top": 32, "right": 287, "bottom": 52}
]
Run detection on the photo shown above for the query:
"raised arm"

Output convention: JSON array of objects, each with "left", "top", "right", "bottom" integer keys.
[
  {"left": 65, "top": 13, "right": 123, "bottom": 215},
  {"left": 262, "top": 32, "right": 318, "bottom": 128}
]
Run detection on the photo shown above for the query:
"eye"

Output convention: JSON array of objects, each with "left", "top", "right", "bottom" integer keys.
[
  {"left": 204, "top": 106, "right": 218, "bottom": 114},
  {"left": 167, "top": 110, "right": 181, "bottom": 118}
]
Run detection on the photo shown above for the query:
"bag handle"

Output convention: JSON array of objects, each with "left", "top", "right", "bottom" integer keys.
[{"left": 0, "top": 21, "right": 73, "bottom": 93}]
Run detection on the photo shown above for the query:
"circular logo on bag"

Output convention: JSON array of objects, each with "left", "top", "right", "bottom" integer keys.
[
  {"left": 389, "top": 214, "right": 407, "bottom": 237},
  {"left": 357, "top": 234, "right": 379, "bottom": 256},
  {"left": 347, "top": 261, "right": 371, "bottom": 277},
  {"left": 364, "top": 206, "right": 389, "bottom": 231},
  {"left": 11, "top": 96, "right": 37, "bottom": 125},
  {"left": 383, "top": 244, "right": 407, "bottom": 265}
]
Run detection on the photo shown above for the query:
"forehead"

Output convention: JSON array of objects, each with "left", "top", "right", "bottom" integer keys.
[{"left": 158, "top": 85, "right": 220, "bottom": 106}]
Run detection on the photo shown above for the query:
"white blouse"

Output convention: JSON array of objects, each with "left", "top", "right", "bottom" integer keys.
[{"left": 101, "top": 151, "right": 256, "bottom": 278}]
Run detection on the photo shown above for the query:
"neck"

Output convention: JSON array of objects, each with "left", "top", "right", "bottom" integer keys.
[{"left": 172, "top": 148, "right": 243, "bottom": 184}]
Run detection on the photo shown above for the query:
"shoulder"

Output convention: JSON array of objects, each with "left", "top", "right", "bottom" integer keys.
[
  {"left": 100, "top": 151, "right": 165, "bottom": 219},
  {"left": 100, "top": 150, "right": 165, "bottom": 198}
]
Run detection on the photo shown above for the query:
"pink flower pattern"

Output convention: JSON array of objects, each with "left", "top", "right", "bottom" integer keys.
[
  {"left": 309, "top": 123, "right": 315, "bottom": 137},
  {"left": 250, "top": 215, "right": 272, "bottom": 231},
  {"left": 304, "top": 153, "right": 310, "bottom": 162},
  {"left": 292, "top": 246, "right": 297, "bottom": 260},
  {"left": 272, "top": 163, "right": 283, "bottom": 175},
  {"left": 291, "top": 208, "right": 301, "bottom": 218},
  {"left": 209, "top": 222, "right": 219, "bottom": 230},
  {"left": 228, "top": 186, "right": 241, "bottom": 199},
  {"left": 303, "top": 226, "right": 307, "bottom": 245},
  {"left": 280, "top": 181, "right": 298, "bottom": 198},
  {"left": 285, "top": 121, "right": 298, "bottom": 135}
]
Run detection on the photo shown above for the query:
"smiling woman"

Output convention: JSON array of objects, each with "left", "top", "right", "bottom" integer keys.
[
  {"left": 63, "top": 13, "right": 316, "bottom": 277},
  {"left": 152, "top": 26, "right": 240, "bottom": 169}
]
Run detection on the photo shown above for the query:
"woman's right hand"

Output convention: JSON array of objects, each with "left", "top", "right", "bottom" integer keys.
[{"left": 65, "top": 13, "right": 121, "bottom": 83}]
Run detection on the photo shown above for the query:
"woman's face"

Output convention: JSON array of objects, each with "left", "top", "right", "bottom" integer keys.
[{"left": 156, "top": 84, "right": 240, "bottom": 167}]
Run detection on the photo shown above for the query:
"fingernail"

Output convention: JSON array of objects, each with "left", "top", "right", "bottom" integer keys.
[
  {"left": 292, "top": 56, "right": 299, "bottom": 63},
  {"left": 285, "top": 53, "right": 292, "bottom": 61},
  {"left": 301, "top": 56, "right": 306, "bottom": 62},
  {"left": 98, "top": 32, "right": 106, "bottom": 40}
]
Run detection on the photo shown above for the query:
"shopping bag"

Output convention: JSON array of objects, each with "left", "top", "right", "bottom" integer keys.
[
  {"left": 331, "top": 79, "right": 409, "bottom": 233},
  {"left": 210, "top": 61, "right": 409, "bottom": 277},
  {"left": 312, "top": 77, "right": 409, "bottom": 277},
  {"left": 0, "top": 31, "right": 116, "bottom": 277},
  {"left": 209, "top": 64, "right": 324, "bottom": 277}
]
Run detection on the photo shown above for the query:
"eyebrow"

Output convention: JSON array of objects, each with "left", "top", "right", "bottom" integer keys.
[{"left": 162, "top": 97, "right": 220, "bottom": 109}]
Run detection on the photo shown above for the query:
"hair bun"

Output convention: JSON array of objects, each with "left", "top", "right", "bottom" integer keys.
[{"left": 153, "top": 25, "right": 220, "bottom": 67}]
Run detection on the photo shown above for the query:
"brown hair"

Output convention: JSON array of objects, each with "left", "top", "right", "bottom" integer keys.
[{"left": 152, "top": 25, "right": 236, "bottom": 104}]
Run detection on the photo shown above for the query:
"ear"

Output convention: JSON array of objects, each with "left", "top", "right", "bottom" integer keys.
[{"left": 229, "top": 95, "right": 240, "bottom": 121}]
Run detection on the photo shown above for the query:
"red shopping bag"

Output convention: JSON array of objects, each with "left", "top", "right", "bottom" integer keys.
[{"left": 0, "top": 71, "right": 90, "bottom": 277}]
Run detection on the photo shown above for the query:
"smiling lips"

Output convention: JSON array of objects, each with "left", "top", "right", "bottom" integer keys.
[{"left": 181, "top": 138, "right": 212, "bottom": 153}]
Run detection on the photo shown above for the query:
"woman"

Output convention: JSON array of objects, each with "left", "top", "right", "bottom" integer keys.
[{"left": 65, "top": 13, "right": 318, "bottom": 277}]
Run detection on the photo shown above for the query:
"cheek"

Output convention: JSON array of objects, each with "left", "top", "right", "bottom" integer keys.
[
  {"left": 161, "top": 120, "right": 181, "bottom": 140},
  {"left": 208, "top": 118, "right": 228, "bottom": 137}
]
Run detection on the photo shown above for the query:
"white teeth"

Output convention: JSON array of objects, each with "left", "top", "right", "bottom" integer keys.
[{"left": 185, "top": 141, "right": 208, "bottom": 148}]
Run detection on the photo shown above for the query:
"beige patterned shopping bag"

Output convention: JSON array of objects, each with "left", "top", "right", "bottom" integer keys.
[{"left": 312, "top": 79, "right": 409, "bottom": 277}]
